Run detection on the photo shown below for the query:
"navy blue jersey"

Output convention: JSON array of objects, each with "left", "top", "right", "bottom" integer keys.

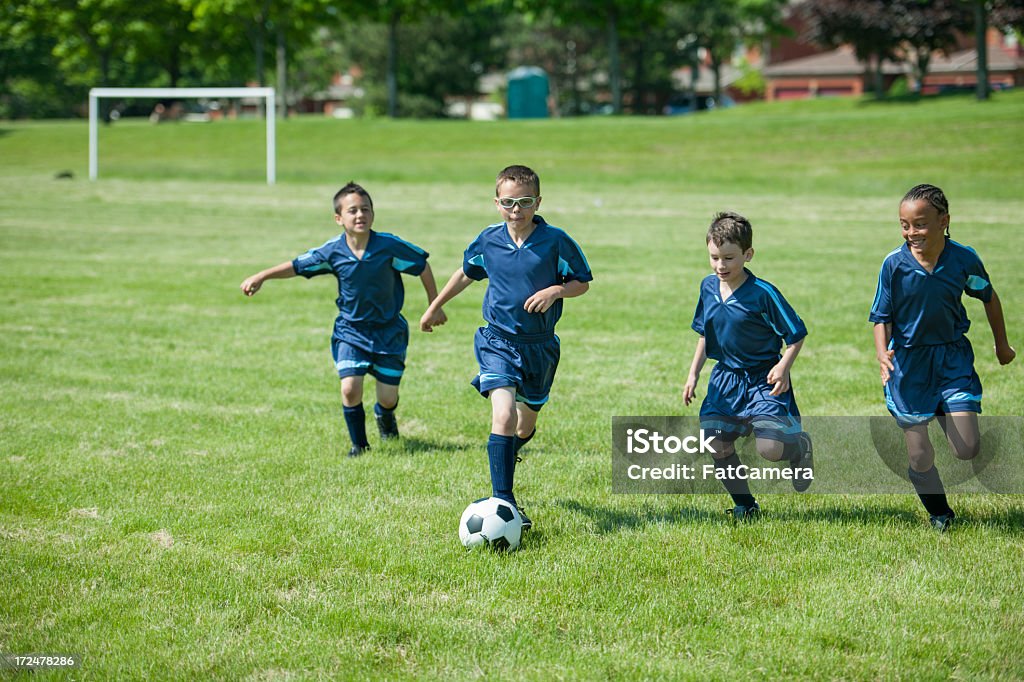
[
  {"left": 869, "top": 238, "right": 992, "bottom": 348},
  {"left": 292, "top": 230, "right": 428, "bottom": 354},
  {"left": 462, "top": 215, "right": 592, "bottom": 336},
  {"left": 691, "top": 269, "right": 807, "bottom": 369}
]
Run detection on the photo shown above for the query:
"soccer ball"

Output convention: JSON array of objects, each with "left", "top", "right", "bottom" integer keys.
[{"left": 458, "top": 496, "right": 524, "bottom": 551}]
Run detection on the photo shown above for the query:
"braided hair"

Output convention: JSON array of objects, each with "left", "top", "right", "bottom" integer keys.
[{"left": 902, "top": 184, "right": 950, "bottom": 237}]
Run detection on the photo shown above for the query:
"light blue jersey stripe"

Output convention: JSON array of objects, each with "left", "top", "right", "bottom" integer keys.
[
  {"left": 392, "top": 257, "right": 418, "bottom": 272},
  {"left": 754, "top": 280, "right": 797, "bottom": 334},
  {"left": 379, "top": 232, "right": 426, "bottom": 255},
  {"left": 336, "top": 359, "right": 372, "bottom": 371},
  {"left": 373, "top": 365, "right": 404, "bottom": 378},
  {"left": 966, "top": 274, "right": 990, "bottom": 292}
]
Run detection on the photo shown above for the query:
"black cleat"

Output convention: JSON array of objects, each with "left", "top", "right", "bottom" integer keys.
[
  {"left": 375, "top": 412, "right": 399, "bottom": 440},
  {"left": 792, "top": 431, "right": 814, "bottom": 493},
  {"left": 516, "top": 505, "right": 532, "bottom": 531},
  {"left": 347, "top": 445, "right": 370, "bottom": 458},
  {"left": 726, "top": 502, "right": 761, "bottom": 522},
  {"left": 929, "top": 510, "right": 955, "bottom": 533}
]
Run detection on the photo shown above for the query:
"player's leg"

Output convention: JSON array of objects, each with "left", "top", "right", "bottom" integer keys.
[
  {"left": 701, "top": 366, "right": 759, "bottom": 518},
  {"left": 514, "top": 402, "right": 539, "bottom": 460},
  {"left": 936, "top": 342, "right": 983, "bottom": 461},
  {"left": 750, "top": 375, "right": 813, "bottom": 491},
  {"left": 487, "top": 386, "right": 520, "bottom": 513},
  {"left": 513, "top": 335, "right": 559, "bottom": 462},
  {"left": 374, "top": 381, "right": 401, "bottom": 440},
  {"left": 340, "top": 375, "right": 370, "bottom": 456},
  {"left": 887, "top": 345, "right": 954, "bottom": 529},
  {"left": 939, "top": 412, "right": 980, "bottom": 460},
  {"left": 333, "top": 338, "right": 372, "bottom": 457},
  {"left": 904, "top": 423, "right": 955, "bottom": 530}
]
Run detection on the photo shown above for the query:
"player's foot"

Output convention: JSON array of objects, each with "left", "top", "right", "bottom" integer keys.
[
  {"left": 375, "top": 411, "right": 399, "bottom": 440},
  {"left": 929, "top": 510, "right": 955, "bottom": 533},
  {"left": 347, "top": 445, "right": 370, "bottom": 458},
  {"left": 792, "top": 431, "right": 814, "bottom": 493},
  {"left": 515, "top": 504, "right": 532, "bottom": 531},
  {"left": 726, "top": 502, "right": 760, "bottom": 522}
]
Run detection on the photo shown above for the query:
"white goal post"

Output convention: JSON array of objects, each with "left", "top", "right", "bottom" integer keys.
[{"left": 89, "top": 87, "right": 277, "bottom": 185}]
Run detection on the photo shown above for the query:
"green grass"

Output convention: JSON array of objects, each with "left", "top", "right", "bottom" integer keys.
[{"left": 1, "top": 92, "right": 1023, "bottom": 679}]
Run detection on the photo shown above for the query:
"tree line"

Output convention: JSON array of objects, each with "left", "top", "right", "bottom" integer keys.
[{"left": 1, "top": 0, "right": 1021, "bottom": 120}]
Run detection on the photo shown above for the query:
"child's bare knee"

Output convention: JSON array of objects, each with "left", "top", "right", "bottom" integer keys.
[
  {"left": 952, "top": 437, "right": 981, "bottom": 460},
  {"left": 756, "top": 438, "right": 785, "bottom": 461}
]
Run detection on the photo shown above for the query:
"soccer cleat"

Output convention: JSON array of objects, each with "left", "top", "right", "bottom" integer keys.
[
  {"left": 375, "top": 411, "right": 399, "bottom": 440},
  {"left": 515, "top": 504, "right": 533, "bottom": 531},
  {"left": 929, "top": 510, "right": 955, "bottom": 533},
  {"left": 347, "top": 445, "right": 370, "bottom": 458},
  {"left": 726, "top": 502, "right": 760, "bottom": 522},
  {"left": 792, "top": 432, "right": 814, "bottom": 493}
]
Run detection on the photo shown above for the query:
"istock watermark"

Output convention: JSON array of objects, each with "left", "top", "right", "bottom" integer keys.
[{"left": 612, "top": 416, "right": 1024, "bottom": 494}]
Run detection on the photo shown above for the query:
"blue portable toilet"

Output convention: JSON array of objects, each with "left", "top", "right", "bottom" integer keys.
[{"left": 507, "top": 67, "right": 549, "bottom": 119}]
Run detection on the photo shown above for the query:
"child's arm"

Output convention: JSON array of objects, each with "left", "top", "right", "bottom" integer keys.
[
  {"left": 420, "top": 268, "right": 474, "bottom": 332},
  {"left": 983, "top": 290, "right": 1016, "bottom": 365},
  {"left": 873, "top": 322, "right": 895, "bottom": 384},
  {"left": 683, "top": 337, "right": 707, "bottom": 406},
  {"left": 240, "top": 261, "right": 296, "bottom": 297},
  {"left": 767, "top": 338, "right": 804, "bottom": 396},
  {"left": 523, "top": 280, "right": 590, "bottom": 314},
  {"left": 417, "top": 262, "right": 447, "bottom": 328}
]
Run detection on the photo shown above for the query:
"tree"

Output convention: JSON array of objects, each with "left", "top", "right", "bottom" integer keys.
[
  {"left": 521, "top": 0, "right": 665, "bottom": 114},
  {"left": 890, "top": 0, "right": 973, "bottom": 92},
  {"left": 971, "top": 0, "right": 1024, "bottom": 100},
  {"left": 335, "top": 5, "right": 512, "bottom": 118},
  {"left": 672, "top": 0, "right": 788, "bottom": 106},
  {"left": 800, "top": 0, "right": 900, "bottom": 97}
]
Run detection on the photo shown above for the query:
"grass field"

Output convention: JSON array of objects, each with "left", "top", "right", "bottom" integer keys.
[{"left": 2, "top": 92, "right": 1023, "bottom": 679}]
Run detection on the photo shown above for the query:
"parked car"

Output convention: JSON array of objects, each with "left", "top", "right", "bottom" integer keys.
[{"left": 663, "top": 93, "right": 735, "bottom": 115}]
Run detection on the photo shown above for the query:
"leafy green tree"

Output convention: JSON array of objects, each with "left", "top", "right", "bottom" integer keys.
[
  {"left": 335, "top": 5, "right": 511, "bottom": 118},
  {"left": 799, "top": 0, "right": 900, "bottom": 97}
]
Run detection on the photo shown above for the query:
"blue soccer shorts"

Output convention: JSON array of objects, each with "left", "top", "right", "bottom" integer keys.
[
  {"left": 471, "top": 325, "right": 560, "bottom": 411},
  {"left": 699, "top": 361, "right": 802, "bottom": 443},
  {"left": 884, "top": 336, "right": 982, "bottom": 429},
  {"left": 331, "top": 338, "right": 405, "bottom": 386}
]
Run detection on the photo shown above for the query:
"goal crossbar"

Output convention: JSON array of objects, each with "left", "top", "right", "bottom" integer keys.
[{"left": 88, "top": 87, "right": 277, "bottom": 185}]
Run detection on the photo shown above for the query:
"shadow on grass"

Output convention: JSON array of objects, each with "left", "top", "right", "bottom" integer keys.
[
  {"left": 857, "top": 89, "right": 998, "bottom": 107},
  {"left": 556, "top": 499, "right": 723, "bottom": 533},
  {"left": 558, "top": 497, "right": 1024, "bottom": 534},
  {"left": 385, "top": 436, "right": 463, "bottom": 456},
  {"left": 767, "top": 502, "right": 922, "bottom": 526}
]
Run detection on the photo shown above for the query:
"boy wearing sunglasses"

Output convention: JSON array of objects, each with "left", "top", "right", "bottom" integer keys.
[{"left": 420, "top": 165, "right": 592, "bottom": 530}]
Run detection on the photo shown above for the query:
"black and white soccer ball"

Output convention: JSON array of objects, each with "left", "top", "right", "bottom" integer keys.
[{"left": 458, "top": 496, "right": 524, "bottom": 551}]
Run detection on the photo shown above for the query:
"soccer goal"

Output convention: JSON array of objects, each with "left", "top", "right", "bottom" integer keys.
[{"left": 88, "top": 87, "right": 277, "bottom": 185}]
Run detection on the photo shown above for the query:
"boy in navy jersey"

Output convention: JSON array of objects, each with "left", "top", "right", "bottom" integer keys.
[
  {"left": 420, "top": 165, "right": 592, "bottom": 529},
  {"left": 684, "top": 212, "right": 814, "bottom": 520},
  {"left": 241, "top": 182, "right": 444, "bottom": 457},
  {"left": 870, "top": 184, "right": 1015, "bottom": 531}
]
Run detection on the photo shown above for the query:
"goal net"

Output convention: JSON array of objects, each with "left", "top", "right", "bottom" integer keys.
[{"left": 88, "top": 87, "right": 277, "bottom": 185}]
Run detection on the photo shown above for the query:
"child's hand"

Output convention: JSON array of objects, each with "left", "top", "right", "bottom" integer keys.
[
  {"left": 420, "top": 307, "right": 447, "bottom": 332},
  {"left": 683, "top": 375, "right": 699, "bottom": 406},
  {"left": 996, "top": 343, "right": 1016, "bottom": 365},
  {"left": 877, "top": 349, "right": 895, "bottom": 384},
  {"left": 524, "top": 286, "right": 561, "bottom": 314},
  {"left": 240, "top": 275, "right": 263, "bottom": 296},
  {"left": 767, "top": 363, "right": 791, "bottom": 396}
]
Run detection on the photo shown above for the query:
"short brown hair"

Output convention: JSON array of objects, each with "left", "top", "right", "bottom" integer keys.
[
  {"left": 495, "top": 165, "right": 540, "bottom": 196},
  {"left": 707, "top": 211, "right": 753, "bottom": 252},
  {"left": 333, "top": 181, "right": 373, "bottom": 214}
]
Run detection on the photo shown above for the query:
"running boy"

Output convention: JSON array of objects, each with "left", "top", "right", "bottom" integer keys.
[
  {"left": 870, "top": 184, "right": 1015, "bottom": 531},
  {"left": 683, "top": 212, "right": 814, "bottom": 519},
  {"left": 419, "top": 165, "right": 592, "bottom": 529},
  {"left": 241, "top": 182, "right": 444, "bottom": 457}
]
